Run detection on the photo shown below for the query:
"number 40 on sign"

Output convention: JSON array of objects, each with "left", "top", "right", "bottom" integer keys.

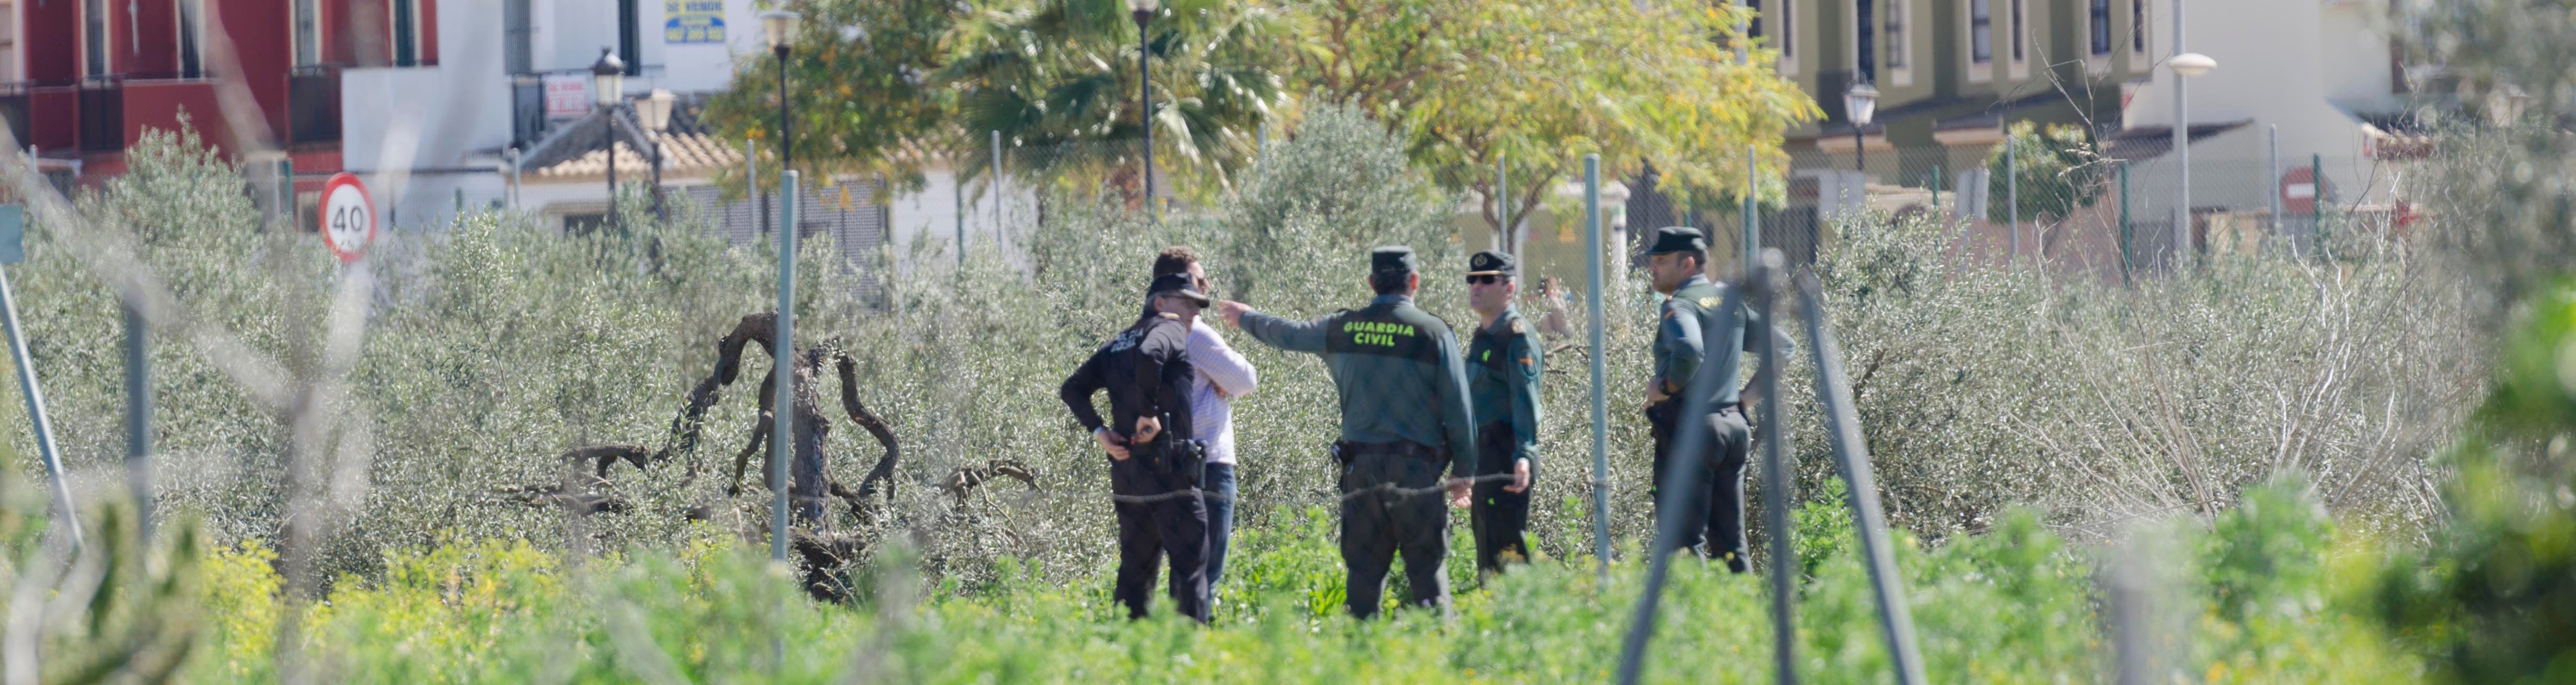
[{"left": 319, "top": 173, "right": 376, "bottom": 264}]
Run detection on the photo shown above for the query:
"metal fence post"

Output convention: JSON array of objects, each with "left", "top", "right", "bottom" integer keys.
[
  {"left": 770, "top": 170, "right": 799, "bottom": 671},
  {"left": 1756, "top": 252, "right": 1797, "bottom": 685},
  {"left": 955, "top": 164, "right": 967, "bottom": 270},
  {"left": 2266, "top": 125, "right": 2280, "bottom": 242},
  {"left": 774, "top": 170, "right": 799, "bottom": 566},
  {"left": 2119, "top": 162, "right": 2133, "bottom": 284},
  {"left": 1584, "top": 154, "right": 1612, "bottom": 581},
  {"left": 2310, "top": 153, "right": 2325, "bottom": 259},
  {"left": 126, "top": 300, "right": 151, "bottom": 538},
  {"left": 0, "top": 262, "right": 78, "bottom": 549},
  {"left": 1497, "top": 153, "right": 1510, "bottom": 254},
  {"left": 991, "top": 130, "right": 1003, "bottom": 238},
  {"left": 2006, "top": 132, "right": 2020, "bottom": 260},
  {"left": 1744, "top": 153, "right": 1760, "bottom": 274},
  {"left": 1799, "top": 272, "right": 1926, "bottom": 685}
]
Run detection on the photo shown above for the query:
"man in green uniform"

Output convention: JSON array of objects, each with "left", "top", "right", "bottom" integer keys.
[
  {"left": 1463, "top": 250, "right": 1542, "bottom": 576},
  {"left": 1641, "top": 226, "right": 1783, "bottom": 574},
  {"left": 1214, "top": 246, "right": 1476, "bottom": 618}
]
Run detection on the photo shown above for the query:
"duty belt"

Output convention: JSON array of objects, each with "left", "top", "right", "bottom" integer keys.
[{"left": 1332, "top": 439, "right": 1450, "bottom": 467}]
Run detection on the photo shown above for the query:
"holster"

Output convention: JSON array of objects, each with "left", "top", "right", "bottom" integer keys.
[
  {"left": 1644, "top": 399, "right": 1678, "bottom": 442},
  {"left": 1130, "top": 414, "right": 1205, "bottom": 488}
]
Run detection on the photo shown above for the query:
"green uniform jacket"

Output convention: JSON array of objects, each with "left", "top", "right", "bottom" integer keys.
[
  {"left": 1466, "top": 308, "right": 1542, "bottom": 478},
  {"left": 1238, "top": 294, "right": 1479, "bottom": 479},
  {"left": 1653, "top": 274, "right": 1790, "bottom": 411}
]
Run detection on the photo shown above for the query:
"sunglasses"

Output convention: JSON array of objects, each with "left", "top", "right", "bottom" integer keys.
[{"left": 1466, "top": 275, "right": 1509, "bottom": 285}]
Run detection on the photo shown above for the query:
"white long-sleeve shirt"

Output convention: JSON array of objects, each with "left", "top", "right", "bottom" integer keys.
[{"left": 1188, "top": 318, "right": 1258, "bottom": 465}]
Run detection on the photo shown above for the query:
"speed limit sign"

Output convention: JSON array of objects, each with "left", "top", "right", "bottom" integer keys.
[{"left": 318, "top": 173, "right": 376, "bottom": 263}]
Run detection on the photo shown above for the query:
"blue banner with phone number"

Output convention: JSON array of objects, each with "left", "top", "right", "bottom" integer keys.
[{"left": 665, "top": 0, "right": 726, "bottom": 43}]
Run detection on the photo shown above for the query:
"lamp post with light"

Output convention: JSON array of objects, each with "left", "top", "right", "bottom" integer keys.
[
  {"left": 634, "top": 88, "right": 675, "bottom": 222},
  {"left": 591, "top": 48, "right": 624, "bottom": 229},
  {"left": 1129, "top": 0, "right": 1157, "bottom": 212},
  {"left": 1844, "top": 81, "right": 1879, "bottom": 175},
  {"left": 2168, "top": 51, "right": 2214, "bottom": 267},
  {"left": 762, "top": 10, "right": 800, "bottom": 179}
]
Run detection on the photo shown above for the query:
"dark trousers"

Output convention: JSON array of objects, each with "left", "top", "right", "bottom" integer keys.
[
  {"left": 1470, "top": 425, "right": 1532, "bottom": 575},
  {"left": 1337, "top": 446, "right": 1451, "bottom": 619},
  {"left": 1110, "top": 457, "right": 1211, "bottom": 622},
  {"left": 1649, "top": 406, "right": 1752, "bottom": 573}
]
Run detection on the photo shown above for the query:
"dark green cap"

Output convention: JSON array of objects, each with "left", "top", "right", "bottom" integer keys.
[
  {"left": 1466, "top": 250, "right": 1516, "bottom": 277},
  {"left": 1645, "top": 226, "right": 1707, "bottom": 255},
  {"left": 1370, "top": 245, "right": 1418, "bottom": 274}
]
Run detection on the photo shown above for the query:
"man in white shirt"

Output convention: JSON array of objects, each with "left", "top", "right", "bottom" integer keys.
[{"left": 1153, "top": 246, "right": 1258, "bottom": 597}]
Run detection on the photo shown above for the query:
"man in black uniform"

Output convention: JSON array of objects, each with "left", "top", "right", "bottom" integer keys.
[
  {"left": 1215, "top": 246, "right": 1477, "bottom": 618},
  {"left": 1059, "top": 272, "right": 1214, "bottom": 622},
  {"left": 1641, "top": 226, "right": 1784, "bottom": 574},
  {"left": 1464, "top": 250, "right": 1542, "bottom": 576}
]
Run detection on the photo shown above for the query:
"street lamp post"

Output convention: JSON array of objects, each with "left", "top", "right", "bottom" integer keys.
[
  {"left": 591, "top": 48, "right": 624, "bottom": 229},
  {"left": 2169, "top": 51, "right": 2215, "bottom": 268},
  {"left": 1129, "top": 0, "right": 1157, "bottom": 213},
  {"left": 635, "top": 88, "right": 675, "bottom": 222},
  {"left": 763, "top": 9, "right": 801, "bottom": 203},
  {"left": 1843, "top": 82, "right": 1879, "bottom": 175}
]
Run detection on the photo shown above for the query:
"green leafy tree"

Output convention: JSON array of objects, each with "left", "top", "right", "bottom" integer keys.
[
  {"left": 1283, "top": 0, "right": 1818, "bottom": 251},
  {"left": 700, "top": 0, "right": 963, "bottom": 194},
  {"left": 1981, "top": 121, "right": 2106, "bottom": 224}
]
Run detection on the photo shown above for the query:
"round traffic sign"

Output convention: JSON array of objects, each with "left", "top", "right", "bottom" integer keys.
[
  {"left": 2279, "top": 168, "right": 2330, "bottom": 216},
  {"left": 319, "top": 173, "right": 376, "bottom": 263}
]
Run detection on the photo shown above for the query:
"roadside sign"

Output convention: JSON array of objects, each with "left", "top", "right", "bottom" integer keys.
[
  {"left": 2279, "top": 167, "right": 2329, "bottom": 215},
  {"left": 319, "top": 173, "right": 376, "bottom": 263}
]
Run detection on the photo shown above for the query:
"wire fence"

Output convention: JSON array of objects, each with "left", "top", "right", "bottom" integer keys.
[{"left": 913, "top": 126, "right": 2429, "bottom": 299}]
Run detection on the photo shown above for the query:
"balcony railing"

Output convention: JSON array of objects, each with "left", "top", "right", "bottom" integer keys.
[
  {"left": 77, "top": 77, "right": 123, "bottom": 153},
  {"left": 290, "top": 66, "right": 341, "bottom": 147}
]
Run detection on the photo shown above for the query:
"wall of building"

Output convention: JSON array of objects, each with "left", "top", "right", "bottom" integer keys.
[{"left": 2122, "top": 0, "right": 2394, "bottom": 166}]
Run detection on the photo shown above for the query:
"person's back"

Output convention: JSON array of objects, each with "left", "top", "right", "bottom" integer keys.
[{"left": 1217, "top": 246, "right": 1475, "bottom": 619}]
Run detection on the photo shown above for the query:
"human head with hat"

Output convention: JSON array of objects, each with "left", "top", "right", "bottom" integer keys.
[
  {"left": 1146, "top": 271, "right": 1211, "bottom": 320},
  {"left": 1366, "top": 245, "right": 1421, "bottom": 296},
  {"left": 1643, "top": 225, "right": 1710, "bottom": 295},
  {"left": 1465, "top": 249, "right": 1519, "bottom": 321}
]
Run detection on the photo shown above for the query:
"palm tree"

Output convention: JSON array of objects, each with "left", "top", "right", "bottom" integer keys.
[{"left": 941, "top": 0, "right": 1286, "bottom": 207}]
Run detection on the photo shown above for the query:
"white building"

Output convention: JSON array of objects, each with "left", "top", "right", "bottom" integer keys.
[
  {"left": 341, "top": 0, "right": 1030, "bottom": 280},
  {"left": 2114, "top": 0, "right": 2433, "bottom": 231}
]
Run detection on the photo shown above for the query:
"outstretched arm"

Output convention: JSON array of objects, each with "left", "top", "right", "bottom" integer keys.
[{"left": 1230, "top": 304, "right": 1336, "bottom": 354}]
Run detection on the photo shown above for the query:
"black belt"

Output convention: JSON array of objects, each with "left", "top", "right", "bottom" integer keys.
[{"left": 1333, "top": 440, "right": 1448, "bottom": 465}]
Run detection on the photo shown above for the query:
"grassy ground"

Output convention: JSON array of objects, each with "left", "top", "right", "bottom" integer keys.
[{"left": 169, "top": 483, "right": 2421, "bottom": 684}]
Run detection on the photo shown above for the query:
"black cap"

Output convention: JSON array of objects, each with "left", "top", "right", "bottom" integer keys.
[
  {"left": 1370, "top": 245, "right": 1418, "bottom": 275},
  {"left": 1645, "top": 226, "right": 1707, "bottom": 255},
  {"left": 1147, "top": 272, "right": 1211, "bottom": 306},
  {"left": 1466, "top": 250, "right": 1516, "bottom": 277}
]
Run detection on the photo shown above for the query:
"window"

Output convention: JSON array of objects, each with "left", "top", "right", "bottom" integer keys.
[
  {"left": 1885, "top": 1, "right": 1906, "bottom": 69},
  {"left": 0, "top": 2, "right": 17, "bottom": 82},
  {"left": 2089, "top": 0, "right": 2110, "bottom": 56},
  {"left": 392, "top": 0, "right": 418, "bottom": 66},
  {"left": 504, "top": 0, "right": 532, "bottom": 73},
  {"left": 1780, "top": 1, "right": 1793, "bottom": 59},
  {"left": 1855, "top": 0, "right": 1875, "bottom": 83},
  {"left": 2010, "top": 0, "right": 2025, "bottom": 63},
  {"left": 1971, "top": 0, "right": 1992, "bottom": 64},
  {"left": 84, "top": 0, "right": 108, "bottom": 76},
  {"left": 2132, "top": 0, "right": 2147, "bottom": 53},
  {"left": 1749, "top": 0, "right": 1761, "bottom": 40},
  {"left": 295, "top": 0, "right": 320, "bottom": 65},
  {"left": 178, "top": 0, "right": 203, "bottom": 77}
]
